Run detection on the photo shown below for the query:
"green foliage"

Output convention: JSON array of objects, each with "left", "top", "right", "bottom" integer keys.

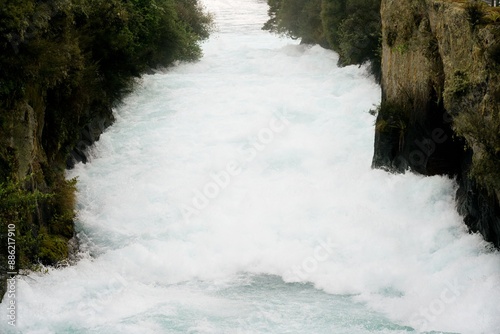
[
  {"left": 444, "top": 70, "right": 471, "bottom": 101},
  {"left": 0, "top": 177, "right": 50, "bottom": 220},
  {"left": 0, "top": 0, "right": 212, "bottom": 104},
  {"left": 374, "top": 102, "right": 410, "bottom": 152},
  {"left": 465, "top": 0, "right": 487, "bottom": 27},
  {"left": 47, "top": 177, "right": 76, "bottom": 239},
  {"left": 321, "top": 0, "right": 347, "bottom": 51},
  {"left": 263, "top": 0, "right": 324, "bottom": 44},
  {"left": 0, "top": 0, "right": 212, "bottom": 271},
  {"left": 454, "top": 108, "right": 500, "bottom": 194},
  {"left": 394, "top": 43, "right": 409, "bottom": 55},
  {"left": 333, "top": 0, "right": 380, "bottom": 66},
  {"left": 263, "top": 0, "right": 280, "bottom": 33},
  {"left": 0, "top": 161, "right": 79, "bottom": 268},
  {"left": 264, "top": 0, "right": 381, "bottom": 81},
  {"left": 374, "top": 102, "right": 409, "bottom": 133},
  {"left": 0, "top": 175, "right": 52, "bottom": 269},
  {"left": 37, "top": 228, "right": 68, "bottom": 265},
  {"left": 484, "top": 10, "right": 500, "bottom": 23},
  {"left": 1, "top": 0, "right": 213, "bottom": 168}
]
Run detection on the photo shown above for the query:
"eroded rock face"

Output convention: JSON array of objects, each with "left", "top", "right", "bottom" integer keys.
[
  {"left": 374, "top": 0, "right": 500, "bottom": 247},
  {"left": 0, "top": 98, "right": 114, "bottom": 300},
  {"left": 66, "top": 110, "right": 114, "bottom": 168}
]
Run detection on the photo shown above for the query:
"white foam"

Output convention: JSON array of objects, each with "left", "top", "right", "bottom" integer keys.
[{"left": 2, "top": 0, "right": 499, "bottom": 333}]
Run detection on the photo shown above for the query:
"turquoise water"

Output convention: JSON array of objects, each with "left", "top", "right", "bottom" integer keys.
[{"left": 2, "top": 1, "right": 500, "bottom": 333}]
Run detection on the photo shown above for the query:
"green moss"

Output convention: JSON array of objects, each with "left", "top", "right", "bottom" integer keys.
[
  {"left": 17, "top": 230, "right": 41, "bottom": 269},
  {"left": 0, "top": 0, "right": 213, "bottom": 273},
  {"left": 465, "top": 0, "right": 487, "bottom": 28},
  {"left": 484, "top": 10, "right": 500, "bottom": 23},
  {"left": 0, "top": 175, "right": 52, "bottom": 270},
  {"left": 48, "top": 178, "right": 77, "bottom": 239},
  {"left": 454, "top": 108, "right": 500, "bottom": 194},
  {"left": 38, "top": 229, "right": 68, "bottom": 265},
  {"left": 444, "top": 70, "right": 471, "bottom": 100},
  {"left": 0, "top": 175, "right": 75, "bottom": 268},
  {"left": 394, "top": 43, "right": 409, "bottom": 55},
  {"left": 374, "top": 102, "right": 410, "bottom": 152}
]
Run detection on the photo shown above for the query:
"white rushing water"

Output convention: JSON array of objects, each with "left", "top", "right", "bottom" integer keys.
[{"left": 3, "top": 0, "right": 500, "bottom": 333}]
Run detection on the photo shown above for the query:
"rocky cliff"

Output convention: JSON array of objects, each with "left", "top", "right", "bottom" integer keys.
[
  {"left": 374, "top": 0, "right": 500, "bottom": 247},
  {"left": 0, "top": 0, "right": 212, "bottom": 301}
]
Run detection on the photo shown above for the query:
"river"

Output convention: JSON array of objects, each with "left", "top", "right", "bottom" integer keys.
[{"left": 2, "top": 0, "right": 500, "bottom": 333}]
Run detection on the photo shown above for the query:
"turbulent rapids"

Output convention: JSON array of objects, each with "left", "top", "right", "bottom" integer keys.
[{"left": 2, "top": 1, "right": 500, "bottom": 333}]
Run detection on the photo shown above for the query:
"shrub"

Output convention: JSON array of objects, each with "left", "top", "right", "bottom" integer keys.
[
  {"left": 263, "top": 0, "right": 324, "bottom": 44},
  {"left": 444, "top": 70, "right": 471, "bottom": 102},
  {"left": 321, "top": 0, "right": 347, "bottom": 51},
  {"left": 0, "top": 0, "right": 212, "bottom": 272},
  {"left": 374, "top": 102, "right": 410, "bottom": 152},
  {"left": 454, "top": 108, "right": 500, "bottom": 194},
  {"left": 264, "top": 0, "right": 381, "bottom": 80},
  {"left": 465, "top": 0, "right": 487, "bottom": 28},
  {"left": 0, "top": 175, "right": 52, "bottom": 269}
]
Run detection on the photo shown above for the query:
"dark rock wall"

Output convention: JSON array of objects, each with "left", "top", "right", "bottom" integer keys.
[{"left": 375, "top": 0, "right": 500, "bottom": 247}]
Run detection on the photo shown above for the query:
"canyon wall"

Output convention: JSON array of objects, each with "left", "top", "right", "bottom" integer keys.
[{"left": 374, "top": 0, "right": 500, "bottom": 247}]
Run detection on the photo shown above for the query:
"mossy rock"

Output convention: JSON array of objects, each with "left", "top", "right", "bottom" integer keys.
[
  {"left": 444, "top": 70, "right": 471, "bottom": 105},
  {"left": 374, "top": 102, "right": 410, "bottom": 134},
  {"left": 38, "top": 234, "right": 68, "bottom": 265},
  {"left": 49, "top": 215, "right": 75, "bottom": 239},
  {"left": 47, "top": 177, "right": 76, "bottom": 238}
]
